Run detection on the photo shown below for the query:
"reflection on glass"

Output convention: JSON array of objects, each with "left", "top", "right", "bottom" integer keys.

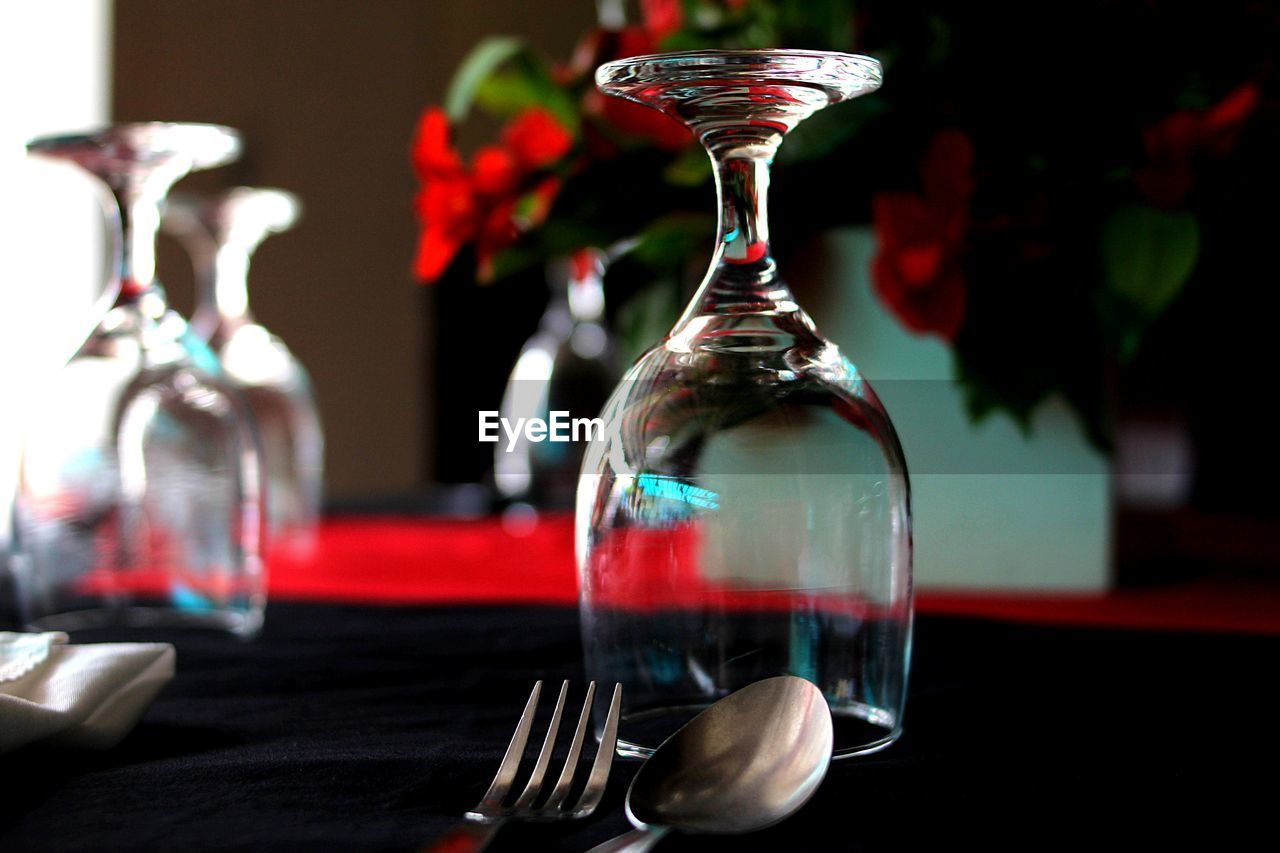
[
  {"left": 495, "top": 248, "right": 620, "bottom": 510},
  {"left": 11, "top": 123, "right": 266, "bottom": 636},
  {"left": 163, "top": 187, "right": 323, "bottom": 556},
  {"left": 578, "top": 51, "right": 912, "bottom": 759}
]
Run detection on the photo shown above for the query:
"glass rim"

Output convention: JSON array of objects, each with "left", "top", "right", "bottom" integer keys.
[
  {"left": 27, "top": 121, "right": 242, "bottom": 171},
  {"left": 596, "top": 48, "right": 883, "bottom": 101}
]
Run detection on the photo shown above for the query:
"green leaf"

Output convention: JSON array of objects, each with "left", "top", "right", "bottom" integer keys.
[
  {"left": 473, "top": 64, "right": 579, "bottom": 129},
  {"left": 777, "top": 98, "right": 882, "bottom": 165},
  {"left": 444, "top": 36, "right": 527, "bottom": 122},
  {"left": 626, "top": 212, "right": 717, "bottom": 275},
  {"left": 486, "top": 244, "right": 542, "bottom": 282},
  {"left": 474, "top": 70, "right": 552, "bottom": 117},
  {"left": 776, "top": 0, "right": 852, "bottom": 51},
  {"left": 923, "top": 14, "right": 953, "bottom": 68},
  {"left": 1102, "top": 205, "right": 1199, "bottom": 317},
  {"left": 616, "top": 277, "right": 685, "bottom": 366},
  {"left": 535, "top": 219, "right": 621, "bottom": 258},
  {"left": 663, "top": 146, "right": 713, "bottom": 186}
]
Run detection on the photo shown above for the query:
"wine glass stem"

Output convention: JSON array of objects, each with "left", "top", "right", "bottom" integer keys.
[
  {"left": 212, "top": 242, "right": 253, "bottom": 325},
  {"left": 679, "top": 139, "right": 789, "bottom": 322},
  {"left": 716, "top": 151, "right": 775, "bottom": 269},
  {"left": 110, "top": 181, "right": 165, "bottom": 299}
]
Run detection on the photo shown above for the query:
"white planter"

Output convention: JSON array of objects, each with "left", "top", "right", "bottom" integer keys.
[{"left": 803, "top": 228, "right": 1111, "bottom": 591}]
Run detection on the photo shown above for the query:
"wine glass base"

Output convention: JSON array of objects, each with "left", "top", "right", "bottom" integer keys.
[
  {"left": 613, "top": 701, "right": 901, "bottom": 761},
  {"left": 26, "top": 605, "right": 263, "bottom": 639}
]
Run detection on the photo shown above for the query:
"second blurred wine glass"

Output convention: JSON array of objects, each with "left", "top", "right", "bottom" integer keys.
[
  {"left": 163, "top": 187, "right": 324, "bottom": 556},
  {"left": 494, "top": 247, "right": 620, "bottom": 511}
]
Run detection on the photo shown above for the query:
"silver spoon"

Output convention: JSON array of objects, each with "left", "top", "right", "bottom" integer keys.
[{"left": 589, "top": 676, "right": 834, "bottom": 852}]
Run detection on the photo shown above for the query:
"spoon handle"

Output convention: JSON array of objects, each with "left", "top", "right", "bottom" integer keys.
[{"left": 587, "top": 826, "right": 669, "bottom": 853}]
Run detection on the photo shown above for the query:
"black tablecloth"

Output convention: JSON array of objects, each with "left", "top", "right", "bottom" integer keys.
[{"left": 2, "top": 603, "right": 1274, "bottom": 851}]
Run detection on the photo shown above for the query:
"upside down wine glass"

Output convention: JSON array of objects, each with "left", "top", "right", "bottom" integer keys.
[
  {"left": 10, "top": 124, "right": 266, "bottom": 636},
  {"left": 578, "top": 51, "right": 912, "bottom": 758},
  {"left": 163, "top": 187, "right": 324, "bottom": 557}
]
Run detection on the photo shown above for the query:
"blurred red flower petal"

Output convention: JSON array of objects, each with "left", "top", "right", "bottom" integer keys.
[
  {"left": 1136, "top": 81, "right": 1260, "bottom": 207},
  {"left": 410, "top": 107, "right": 463, "bottom": 179},
  {"left": 471, "top": 145, "right": 519, "bottom": 196},
  {"left": 587, "top": 88, "right": 692, "bottom": 152},
  {"left": 412, "top": 105, "right": 576, "bottom": 283},
  {"left": 641, "top": 0, "right": 682, "bottom": 39},
  {"left": 1201, "top": 82, "right": 1260, "bottom": 155},
  {"left": 412, "top": 173, "right": 480, "bottom": 281},
  {"left": 870, "top": 130, "right": 975, "bottom": 342},
  {"left": 872, "top": 250, "right": 967, "bottom": 340},
  {"left": 502, "top": 108, "right": 574, "bottom": 171},
  {"left": 414, "top": 225, "right": 462, "bottom": 282},
  {"left": 894, "top": 243, "right": 946, "bottom": 289},
  {"left": 612, "top": 26, "right": 660, "bottom": 60}
]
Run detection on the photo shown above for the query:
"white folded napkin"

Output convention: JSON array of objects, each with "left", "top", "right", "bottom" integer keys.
[{"left": 0, "top": 631, "right": 175, "bottom": 752}]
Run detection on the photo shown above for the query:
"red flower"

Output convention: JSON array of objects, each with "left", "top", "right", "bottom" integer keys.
[
  {"left": 470, "top": 145, "right": 519, "bottom": 196},
  {"left": 1200, "top": 83, "right": 1260, "bottom": 155},
  {"left": 410, "top": 106, "right": 573, "bottom": 283},
  {"left": 641, "top": 0, "right": 682, "bottom": 40},
  {"left": 410, "top": 108, "right": 462, "bottom": 178},
  {"left": 871, "top": 130, "right": 974, "bottom": 341},
  {"left": 502, "top": 108, "right": 575, "bottom": 170},
  {"left": 414, "top": 173, "right": 476, "bottom": 282},
  {"left": 588, "top": 87, "right": 693, "bottom": 152},
  {"left": 1136, "top": 82, "right": 1260, "bottom": 208}
]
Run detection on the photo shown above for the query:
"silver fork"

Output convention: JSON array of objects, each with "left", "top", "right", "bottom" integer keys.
[{"left": 426, "top": 680, "right": 622, "bottom": 852}]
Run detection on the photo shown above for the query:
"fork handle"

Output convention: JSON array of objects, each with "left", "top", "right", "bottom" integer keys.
[
  {"left": 423, "top": 819, "right": 501, "bottom": 853},
  {"left": 587, "top": 826, "right": 669, "bottom": 853}
]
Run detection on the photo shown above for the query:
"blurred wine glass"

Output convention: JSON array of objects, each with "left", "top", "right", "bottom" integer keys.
[
  {"left": 163, "top": 186, "right": 324, "bottom": 557},
  {"left": 494, "top": 247, "right": 620, "bottom": 511},
  {"left": 11, "top": 123, "right": 266, "bottom": 636}
]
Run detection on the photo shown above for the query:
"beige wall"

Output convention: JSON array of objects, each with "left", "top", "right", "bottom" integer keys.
[{"left": 113, "top": 0, "right": 593, "bottom": 499}]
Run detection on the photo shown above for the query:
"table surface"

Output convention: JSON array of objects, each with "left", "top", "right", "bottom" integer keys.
[
  {"left": 3, "top": 516, "right": 1277, "bottom": 850},
  {"left": 3, "top": 600, "right": 1276, "bottom": 851},
  {"left": 270, "top": 516, "right": 1280, "bottom": 635}
]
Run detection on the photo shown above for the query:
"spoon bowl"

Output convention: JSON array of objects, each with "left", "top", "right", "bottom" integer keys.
[
  {"left": 591, "top": 676, "right": 833, "bottom": 852},
  {"left": 627, "top": 676, "right": 833, "bottom": 833}
]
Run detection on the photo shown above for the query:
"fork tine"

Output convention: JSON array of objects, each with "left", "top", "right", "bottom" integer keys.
[
  {"left": 511, "top": 680, "right": 569, "bottom": 808},
  {"left": 572, "top": 683, "right": 622, "bottom": 815},
  {"left": 477, "top": 680, "right": 542, "bottom": 807},
  {"left": 541, "top": 681, "right": 596, "bottom": 810}
]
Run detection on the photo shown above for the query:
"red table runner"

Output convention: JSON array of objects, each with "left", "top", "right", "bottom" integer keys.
[{"left": 269, "top": 515, "right": 1280, "bottom": 635}]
